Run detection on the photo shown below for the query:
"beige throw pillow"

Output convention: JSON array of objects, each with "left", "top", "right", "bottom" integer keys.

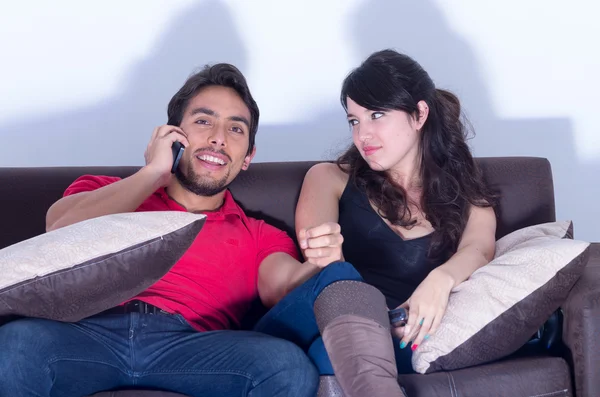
[
  {"left": 0, "top": 211, "right": 206, "bottom": 326},
  {"left": 412, "top": 220, "right": 590, "bottom": 374}
]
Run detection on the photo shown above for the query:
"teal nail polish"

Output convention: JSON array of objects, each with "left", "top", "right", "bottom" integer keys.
[
  {"left": 424, "top": 335, "right": 430, "bottom": 340},
  {"left": 400, "top": 341, "right": 407, "bottom": 349}
]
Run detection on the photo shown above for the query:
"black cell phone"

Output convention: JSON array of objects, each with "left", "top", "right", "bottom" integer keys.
[
  {"left": 388, "top": 307, "right": 408, "bottom": 328},
  {"left": 171, "top": 141, "right": 185, "bottom": 173}
]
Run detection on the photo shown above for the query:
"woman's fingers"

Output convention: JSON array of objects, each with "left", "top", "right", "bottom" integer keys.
[
  {"left": 391, "top": 325, "right": 406, "bottom": 340},
  {"left": 427, "top": 304, "right": 446, "bottom": 338},
  {"left": 400, "top": 307, "right": 420, "bottom": 348},
  {"left": 412, "top": 313, "right": 434, "bottom": 348}
]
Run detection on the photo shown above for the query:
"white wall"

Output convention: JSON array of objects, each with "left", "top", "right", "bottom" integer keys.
[{"left": 1, "top": 0, "right": 598, "bottom": 241}]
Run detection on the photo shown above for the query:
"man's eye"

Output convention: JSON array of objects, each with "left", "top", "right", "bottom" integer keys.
[
  {"left": 372, "top": 112, "right": 384, "bottom": 119},
  {"left": 231, "top": 126, "right": 243, "bottom": 133},
  {"left": 348, "top": 119, "right": 358, "bottom": 126},
  {"left": 196, "top": 119, "right": 209, "bottom": 125}
]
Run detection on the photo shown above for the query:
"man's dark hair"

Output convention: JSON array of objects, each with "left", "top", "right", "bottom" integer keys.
[{"left": 167, "top": 63, "right": 259, "bottom": 154}]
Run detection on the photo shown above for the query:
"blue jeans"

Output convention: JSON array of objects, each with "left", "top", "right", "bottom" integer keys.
[
  {"left": 254, "top": 261, "right": 415, "bottom": 376},
  {"left": 0, "top": 311, "right": 318, "bottom": 397}
]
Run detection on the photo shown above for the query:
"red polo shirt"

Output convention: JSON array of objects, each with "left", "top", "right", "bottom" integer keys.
[{"left": 63, "top": 174, "right": 300, "bottom": 332}]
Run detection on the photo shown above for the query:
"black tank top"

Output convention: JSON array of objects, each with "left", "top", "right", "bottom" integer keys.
[{"left": 338, "top": 177, "right": 444, "bottom": 309}]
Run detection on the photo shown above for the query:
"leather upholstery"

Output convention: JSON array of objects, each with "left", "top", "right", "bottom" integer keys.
[
  {"left": 398, "top": 356, "right": 572, "bottom": 397},
  {"left": 0, "top": 157, "right": 556, "bottom": 250},
  {"left": 0, "top": 157, "right": 597, "bottom": 397},
  {"left": 563, "top": 243, "right": 600, "bottom": 397}
]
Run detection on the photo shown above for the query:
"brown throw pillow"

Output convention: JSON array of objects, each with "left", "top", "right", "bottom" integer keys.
[
  {"left": 412, "top": 220, "right": 590, "bottom": 373},
  {"left": 0, "top": 211, "right": 206, "bottom": 326}
]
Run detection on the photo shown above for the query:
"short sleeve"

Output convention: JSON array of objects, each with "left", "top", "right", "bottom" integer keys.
[
  {"left": 63, "top": 175, "right": 122, "bottom": 197},
  {"left": 255, "top": 221, "right": 301, "bottom": 266}
]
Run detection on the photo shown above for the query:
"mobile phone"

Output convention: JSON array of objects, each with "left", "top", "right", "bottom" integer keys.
[
  {"left": 171, "top": 141, "right": 184, "bottom": 173},
  {"left": 388, "top": 307, "right": 408, "bottom": 328}
]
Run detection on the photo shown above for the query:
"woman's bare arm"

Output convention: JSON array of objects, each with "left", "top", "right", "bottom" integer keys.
[{"left": 295, "top": 162, "right": 347, "bottom": 260}]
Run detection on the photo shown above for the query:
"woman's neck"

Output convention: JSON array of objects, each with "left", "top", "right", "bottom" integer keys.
[{"left": 387, "top": 155, "right": 422, "bottom": 191}]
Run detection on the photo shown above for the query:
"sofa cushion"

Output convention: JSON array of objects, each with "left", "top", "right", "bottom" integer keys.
[
  {"left": 412, "top": 220, "right": 589, "bottom": 374},
  {"left": 399, "top": 356, "right": 571, "bottom": 397},
  {"left": 86, "top": 357, "right": 571, "bottom": 397},
  {"left": 0, "top": 211, "right": 205, "bottom": 326}
]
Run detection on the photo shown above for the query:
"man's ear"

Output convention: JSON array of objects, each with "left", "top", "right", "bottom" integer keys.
[{"left": 242, "top": 146, "right": 256, "bottom": 170}]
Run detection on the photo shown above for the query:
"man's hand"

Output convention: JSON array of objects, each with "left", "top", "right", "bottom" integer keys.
[
  {"left": 143, "top": 125, "right": 190, "bottom": 186},
  {"left": 46, "top": 125, "right": 190, "bottom": 232},
  {"left": 298, "top": 222, "right": 344, "bottom": 267}
]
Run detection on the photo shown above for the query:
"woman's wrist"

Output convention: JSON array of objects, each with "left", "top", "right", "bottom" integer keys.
[{"left": 430, "top": 267, "right": 457, "bottom": 290}]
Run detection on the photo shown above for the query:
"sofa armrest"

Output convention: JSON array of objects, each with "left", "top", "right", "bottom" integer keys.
[{"left": 562, "top": 242, "right": 600, "bottom": 397}]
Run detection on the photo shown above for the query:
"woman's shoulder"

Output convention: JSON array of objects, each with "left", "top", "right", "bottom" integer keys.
[
  {"left": 305, "top": 162, "right": 349, "bottom": 198},
  {"left": 307, "top": 162, "right": 349, "bottom": 184}
]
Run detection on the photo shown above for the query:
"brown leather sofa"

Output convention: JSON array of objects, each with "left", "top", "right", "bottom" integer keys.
[{"left": 1, "top": 157, "right": 598, "bottom": 397}]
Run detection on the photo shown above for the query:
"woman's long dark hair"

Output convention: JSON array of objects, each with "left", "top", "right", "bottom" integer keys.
[{"left": 337, "top": 49, "right": 497, "bottom": 261}]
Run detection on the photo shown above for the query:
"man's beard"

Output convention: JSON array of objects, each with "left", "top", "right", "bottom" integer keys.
[{"left": 175, "top": 162, "right": 231, "bottom": 197}]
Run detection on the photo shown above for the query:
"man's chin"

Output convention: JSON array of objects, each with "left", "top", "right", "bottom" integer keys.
[{"left": 175, "top": 169, "right": 229, "bottom": 197}]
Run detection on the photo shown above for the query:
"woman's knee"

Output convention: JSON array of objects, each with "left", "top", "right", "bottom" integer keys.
[
  {"left": 314, "top": 261, "right": 363, "bottom": 289},
  {"left": 312, "top": 263, "right": 389, "bottom": 330},
  {"left": 313, "top": 277, "right": 389, "bottom": 332}
]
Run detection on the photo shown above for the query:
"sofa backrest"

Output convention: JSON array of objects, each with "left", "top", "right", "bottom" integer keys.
[{"left": 0, "top": 157, "right": 555, "bottom": 250}]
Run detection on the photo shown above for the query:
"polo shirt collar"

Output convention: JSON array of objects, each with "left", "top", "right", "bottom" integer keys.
[
  {"left": 156, "top": 188, "right": 243, "bottom": 220},
  {"left": 218, "top": 190, "right": 244, "bottom": 218}
]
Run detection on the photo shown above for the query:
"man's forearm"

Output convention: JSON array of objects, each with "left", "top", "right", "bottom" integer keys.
[
  {"left": 258, "top": 253, "right": 324, "bottom": 308},
  {"left": 47, "top": 166, "right": 165, "bottom": 231},
  {"left": 269, "top": 260, "right": 322, "bottom": 306},
  {"left": 283, "top": 260, "right": 322, "bottom": 296}
]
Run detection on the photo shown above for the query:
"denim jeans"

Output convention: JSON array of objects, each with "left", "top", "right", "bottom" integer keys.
[
  {"left": 254, "top": 261, "right": 415, "bottom": 376},
  {"left": 0, "top": 311, "right": 318, "bottom": 397}
]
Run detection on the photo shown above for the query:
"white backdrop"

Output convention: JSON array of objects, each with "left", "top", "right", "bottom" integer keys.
[{"left": 0, "top": 0, "right": 597, "bottom": 240}]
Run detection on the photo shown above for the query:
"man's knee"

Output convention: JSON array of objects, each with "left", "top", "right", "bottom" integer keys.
[
  {"left": 0, "top": 319, "right": 54, "bottom": 384},
  {"left": 253, "top": 336, "right": 319, "bottom": 393},
  {"left": 0, "top": 318, "right": 56, "bottom": 358}
]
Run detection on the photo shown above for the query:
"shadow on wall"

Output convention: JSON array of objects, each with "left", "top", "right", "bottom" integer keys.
[
  {"left": 0, "top": 0, "right": 596, "bottom": 239},
  {"left": 0, "top": 0, "right": 247, "bottom": 168},
  {"left": 259, "top": 0, "right": 598, "bottom": 241}
]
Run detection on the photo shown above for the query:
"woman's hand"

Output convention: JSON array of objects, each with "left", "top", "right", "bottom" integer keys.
[
  {"left": 298, "top": 222, "right": 344, "bottom": 267},
  {"left": 398, "top": 268, "right": 455, "bottom": 350}
]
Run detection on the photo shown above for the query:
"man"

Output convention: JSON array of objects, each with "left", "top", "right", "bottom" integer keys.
[{"left": 0, "top": 63, "right": 343, "bottom": 397}]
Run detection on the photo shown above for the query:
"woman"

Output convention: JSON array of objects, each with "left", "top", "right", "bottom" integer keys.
[{"left": 255, "top": 49, "right": 497, "bottom": 397}]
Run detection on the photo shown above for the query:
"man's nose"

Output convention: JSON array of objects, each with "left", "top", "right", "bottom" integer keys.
[{"left": 208, "top": 126, "right": 226, "bottom": 147}]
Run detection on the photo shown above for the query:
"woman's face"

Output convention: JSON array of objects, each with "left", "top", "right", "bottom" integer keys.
[{"left": 346, "top": 97, "right": 428, "bottom": 173}]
